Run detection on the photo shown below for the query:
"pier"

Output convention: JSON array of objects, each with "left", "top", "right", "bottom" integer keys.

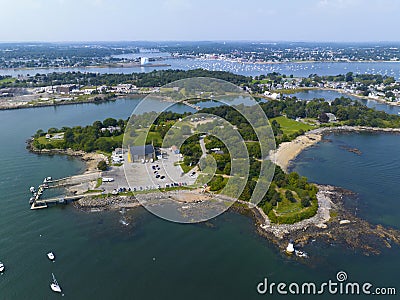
[
  {"left": 45, "top": 172, "right": 101, "bottom": 188},
  {"left": 30, "top": 195, "right": 85, "bottom": 210},
  {"left": 29, "top": 173, "right": 102, "bottom": 210},
  {"left": 182, "top": 100, "right": 200, "bottom": 111}
]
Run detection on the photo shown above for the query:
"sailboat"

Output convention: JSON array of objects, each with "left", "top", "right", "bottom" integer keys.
[{"left": 50, "top": 273, "right": 62, "bottom": 293}]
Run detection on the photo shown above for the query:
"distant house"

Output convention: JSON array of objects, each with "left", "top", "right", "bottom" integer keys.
[
  {"left": 56, "top": 84, "right": 76, "bottom": 94},
  {"left": 325, "top": 113, "right": 337, "bottom": 122},
  {"left": 101, "top": 126, "right": 121, "bottom": 134},
  {"left": 128, "top": 145, "right": 155, "bottom": 163},
  {"left": 171, "top": 145, "right": 180, "bottom": 154}
]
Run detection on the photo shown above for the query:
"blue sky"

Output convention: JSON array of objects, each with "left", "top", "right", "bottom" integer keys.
[{"left": 1, "top": 0, "right": 399, "bottom": 42}]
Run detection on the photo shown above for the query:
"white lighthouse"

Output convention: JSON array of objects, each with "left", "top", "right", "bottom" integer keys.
[{"left": 286, "top": 239, "right": 295, "bottom": 254}]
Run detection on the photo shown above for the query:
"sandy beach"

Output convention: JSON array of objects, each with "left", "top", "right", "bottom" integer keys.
[
  {"left": 271, "top": 126, "right": 400, "bottom": 172},
  {"left": 270, "top": 132, "right": 322, "bottom": 172}
]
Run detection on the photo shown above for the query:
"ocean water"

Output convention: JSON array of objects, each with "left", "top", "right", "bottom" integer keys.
[
  {"left": 291, "top": 132, "right": 400, "bottom": 229},
  {"left": 2, "top": 60, "right": 400, "bottom": 79},
  {"left": 292, "top": 89, "right": 400, "bottom": 115},
  {"left": 0, "top": 99, "right": 399, "bottom": 299}
]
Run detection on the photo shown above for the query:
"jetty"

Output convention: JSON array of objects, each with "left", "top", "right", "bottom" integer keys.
[
  {"left": 45, "top": 172, "right": 101, "bottom": 188},
  {"left": 182, "top": 100, "right": 200, "bottom": 111},
  {"left": 30, "top": 195, "right": 85, "bottom": 210},
  {"left": 29, "top": 173, "right": 102, "bottom": 210}
]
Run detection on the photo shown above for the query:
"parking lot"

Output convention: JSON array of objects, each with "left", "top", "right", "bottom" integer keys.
[{"left": 123, "top": 149, "right": 196, "bottom": 191}]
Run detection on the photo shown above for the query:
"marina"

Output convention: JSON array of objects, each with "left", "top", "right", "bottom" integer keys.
[{"left": 28, "top": 174, "right": 102, "bottom": 210}]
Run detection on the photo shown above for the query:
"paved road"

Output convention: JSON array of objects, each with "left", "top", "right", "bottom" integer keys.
[{"left": 199, "top": 136, "right": 207, "bottom": 158}]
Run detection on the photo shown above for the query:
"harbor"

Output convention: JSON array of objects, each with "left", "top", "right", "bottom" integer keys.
[{"left": 28, "top": 173, "right": 102, "bottom": 210}]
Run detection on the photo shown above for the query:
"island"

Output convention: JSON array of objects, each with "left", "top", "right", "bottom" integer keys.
[{"left": 28, "top": 83, "right": 400, "bottom": 255}]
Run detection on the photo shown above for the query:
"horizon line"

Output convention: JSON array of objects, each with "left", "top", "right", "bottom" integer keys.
[{"left": 1, "top": 40, "right": 400, "bottom": 44}]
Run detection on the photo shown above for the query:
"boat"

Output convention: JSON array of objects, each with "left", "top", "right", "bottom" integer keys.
[
  {"left": 295, "top": 250, "right": 309, "bottom": 258},
  {"left": 0, "top": 262, "right": 4, "bottom": 273},
  {"left": 29, "top": 197, "right": 35, "bottom": 204},
  {"left": 43, "top": 177, "right": 52, "bottom": 183},
  {"left": 50, "top": 273, "right": 62, "bottom": 293},
  {"left": 47, "top": 252, "right": 55, "bottom": 261},
  {"left": 285, "top": 239, "right": 295, "bottom": 255},
  {"left": 29, "top": 186, "right": 36, "bottom": 193},
  {"left": 119, "top": 219, "right": 129, "bottom": 226}
]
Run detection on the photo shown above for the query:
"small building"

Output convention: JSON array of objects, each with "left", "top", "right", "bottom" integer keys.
[
  {"left": 101, "top": 126, "right": 121, "bottom": 134},
  {"left": 325, "top": 113, "right": 337, "bottom": 122},
  {"left": 56, "top": 84, "right": 76, "bottom": 94},
  {"left": 140, "top": 57, "right": 150, "bottom": 65},
  {"left": 128, "top": 145, "right": 155, "bottom": 163},
  {"left": 171, "top": 145, "right": 180, "bottom": 154},
  {"left": 112, "top": 148, "right": 124, "bottom": 163}
]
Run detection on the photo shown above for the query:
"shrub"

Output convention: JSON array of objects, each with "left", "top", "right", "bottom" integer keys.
[{"left": 97, "top": 160, "right": 108, "bottom": 171}]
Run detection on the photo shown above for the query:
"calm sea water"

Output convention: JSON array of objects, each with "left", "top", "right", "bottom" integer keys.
[
  {"left": 2, "top": 60, "right": 400, "bottom": 79},
  {"left": 0, "top": 97, "right": 399, "bottom": 299},
  {"left": 291, "top": 132, "right": 400, "bottom": 228},
  {"left": 292, "top": 89, "right": 400, "bottom": 115}
]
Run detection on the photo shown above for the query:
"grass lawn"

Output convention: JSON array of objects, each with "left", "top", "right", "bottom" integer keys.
[
  {"left": 0, "top": 77, "right": 16, "bottom": 84},
  {"left": 133, "top": 129, "right": 162, "bottom": 146},
  {"left": 271, "top": 87, "right": 317, "bottom": 94},
  {"left": 251, "top": 79, "right": 270, "bottom": 84},
  {"left": 271, "top": 116, "right": 313, "bottom": 135},
  {"left": 177, "top": 162, "right": 192, "bottom": 173},
  {"left": 275, "top": 198, "right": 303, "bottom": 215},
  {"left": 36, "top": 136, "right": 65, "bottom": 148},
  {"left": 97, "top": 134, "right": 124, "bottom": 144}
]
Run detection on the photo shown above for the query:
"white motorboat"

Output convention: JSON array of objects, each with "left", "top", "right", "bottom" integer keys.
[
  {"left": 47, "top": 252, "right": 55, "bottom": 261},
  {"left": 50, "top": 273, "right": 62, "bottom": 293},
  {"left": 0, "top": 262, "right": 4, "bottom": 273},
  {"left": 29, "top": 186, "right": 36, "bottom": 193}
]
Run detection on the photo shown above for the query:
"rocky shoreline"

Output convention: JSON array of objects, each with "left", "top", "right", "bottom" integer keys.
[
  {"left": 71, "top": 184, "right": 400, "bottom": 256},
  {"left": 27, "top": 129, "right": 400, "bottom": 256},
  {"left": 74, "top": 195, "right": 141, "bottom": 212},
  {"left": 27, "top": 140, "right": 108, "bottom": 173},
  {"left": 246, "top": 185, "right": 400, "bottom": 255}
]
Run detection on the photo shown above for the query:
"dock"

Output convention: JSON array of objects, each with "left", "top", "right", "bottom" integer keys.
[
  {"left": 182, "top": 100, "right": 200, "bottom": 111},
  {"left": 29, "top": 173, "right": 102, "bottom": 210},
  {"left": 45, "top": 172, "right": 101, "bottom": 188},
  {"left": 30, "top": 195, "right": 85, "bottom": 210}
]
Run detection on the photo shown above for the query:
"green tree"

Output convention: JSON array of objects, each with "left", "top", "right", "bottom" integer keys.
[{"left": 97, "top": 160, "right": 108, "bottom": 171}]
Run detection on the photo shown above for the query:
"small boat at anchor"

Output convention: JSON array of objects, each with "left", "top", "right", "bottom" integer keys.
[
  {"left": 47, "top": 252, "right": 55, "bottom": 261},
  {"left": 50, "top": 273, "right": 62, "bottom": 293},
  {"left": 0, "top": 262, "right": 4, "bottom": 273}
]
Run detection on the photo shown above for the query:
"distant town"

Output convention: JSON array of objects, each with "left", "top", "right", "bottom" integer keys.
[
  {"left": 1, "top": 68, "right": 399, "bottom": 109},
  {"left": 1, "top": 42, "right": 400, "bottom": 70}
]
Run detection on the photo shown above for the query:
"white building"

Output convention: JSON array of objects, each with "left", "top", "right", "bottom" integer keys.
[{"left": 140, "top": 57, "right": 150, "bottom": 65}]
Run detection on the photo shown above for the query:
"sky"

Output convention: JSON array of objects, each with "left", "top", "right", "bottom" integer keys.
[{"left": 0, "top": 0, "right": 399, "bottom": 42}]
